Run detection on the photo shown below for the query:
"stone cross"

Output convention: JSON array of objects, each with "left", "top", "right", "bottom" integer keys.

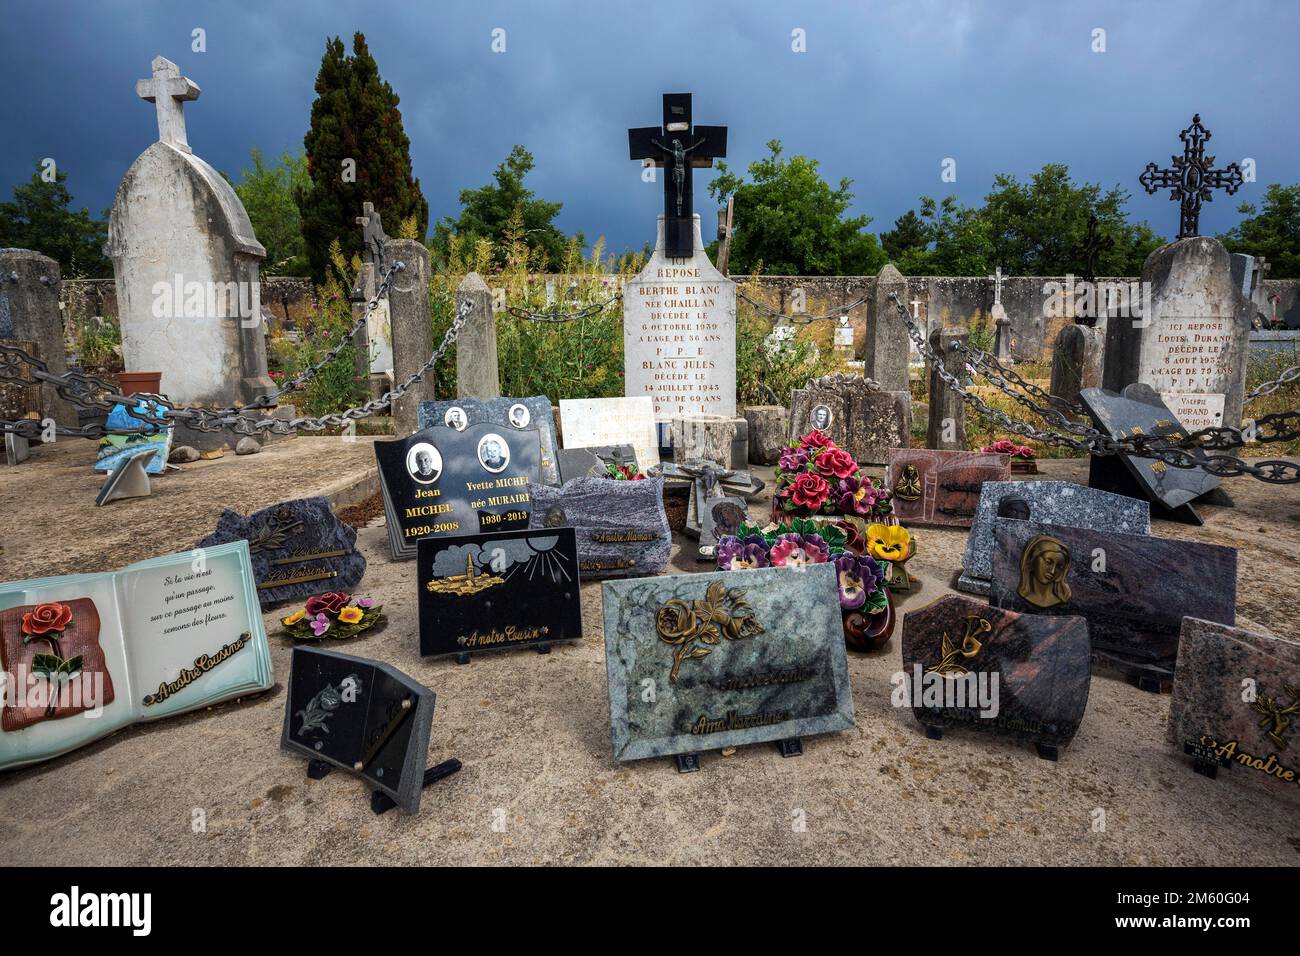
[
  {"left": 988, "top": 267, "right": 1005, "bottom": 306},
  {"left": 355, "top": 201, "right": 389, "bottom": 266},
  {"left": 135, "top": 56, "right": 200, "bottom": 154},
  {"left": 1139, "top": 114, "right": 1243, "bottom": 240}
]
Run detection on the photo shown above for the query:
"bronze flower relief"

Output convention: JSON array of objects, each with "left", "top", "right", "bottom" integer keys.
[{"left": 655, "top": 580, "right": 764, "bottom": 683}]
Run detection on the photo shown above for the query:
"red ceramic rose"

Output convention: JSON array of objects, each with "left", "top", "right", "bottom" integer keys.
[
  {"left": 790, "top": 472, "right": 830, "bottom": 509},
  {"left": 802, "top": 429, "right": 834, "bottom": 449},
  {"left": 815, "top": 447, "right": 857, "bottom": 479},
  {"left": 21, "top": 602, "right": 73, "bottom": 636},
  {"left": 305, "top": 592, "right": 350, "bottom": 616}
]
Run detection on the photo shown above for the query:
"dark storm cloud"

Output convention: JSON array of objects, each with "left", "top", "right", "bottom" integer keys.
[{"left": 1, "top": 0, "right": 1296, "bottom": 255}]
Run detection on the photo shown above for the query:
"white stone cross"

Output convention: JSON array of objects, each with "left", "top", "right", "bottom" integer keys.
[
  {"left": 988, "top": 266, "right": 1005, "bottom": 306},
  {"left": 136, "top": 56, "right": 200, "bottom": 154}
]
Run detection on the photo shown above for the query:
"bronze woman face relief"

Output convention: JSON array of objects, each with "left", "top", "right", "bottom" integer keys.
[{"left": 1016, "top": 534, "right": 1072, "bottom": 609}]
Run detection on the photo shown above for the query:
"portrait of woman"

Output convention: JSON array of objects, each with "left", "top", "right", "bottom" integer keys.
[{"left": 1016, "top": 534, "right": 1072, "bottom": 609}]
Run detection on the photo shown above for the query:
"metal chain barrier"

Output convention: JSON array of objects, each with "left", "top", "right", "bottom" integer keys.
[
  {"left": 886, "top": 293, "right": 1300, "bottom": 484},
  {"left": 1245, "top": 363, "right": 1300, "bottom": 401},
  {"left": 502, "top": 291, "right": 622, "bottom": 324},
  {"left": 738, "top": 289, "right": 870, "bottom": 324}
]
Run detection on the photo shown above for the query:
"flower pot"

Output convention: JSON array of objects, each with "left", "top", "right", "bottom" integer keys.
[
  {"left": 117, "top": 371, "right": 163, "bottom": 396},
  {"left": 843, "top": 590, "right": 895, "bottom": 652}
]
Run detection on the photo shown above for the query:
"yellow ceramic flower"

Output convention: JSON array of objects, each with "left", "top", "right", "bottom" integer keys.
[
  {"left": 281, "top": 609, "right": 306, "bottom": 626},
  {"left": 867, "top": 523, "right": 911, "bottom": 561},
  {"left": 338, "top": 607, "right": 364, "bottom": 624}
]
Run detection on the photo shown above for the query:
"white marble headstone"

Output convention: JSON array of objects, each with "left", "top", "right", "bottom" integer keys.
[{"left": 559, "top": 396, "right": 659, "bottom": 469}]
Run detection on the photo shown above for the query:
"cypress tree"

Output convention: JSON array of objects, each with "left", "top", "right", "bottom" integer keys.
[{"left": 296, "top": 33, "right": 429, "bottom": 279}]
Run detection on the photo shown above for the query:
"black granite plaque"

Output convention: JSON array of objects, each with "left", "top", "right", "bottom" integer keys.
[
  {"left": 197, "top": 496, "right": 365, "bottom": 608},
  {"left": 418, "top": 395, "right": 559, "bottom": 485},
  {"left": 375, "top": 422, "right": 541, "bottom": 560},
  {"left": 417, "top": 527, "right": 582, "bottom": 659},
  {"left": 281, "top": 646, "right": 436, "bottom": 814},
  {"left": 989, "top": 517, "right": 1237, "bottom": 687},
  {"left": 556, "top": 444, "right": 638, "bottom": 484},
  {"left": 1079, "top": 383, "right": 1221, "bottom": 524}
]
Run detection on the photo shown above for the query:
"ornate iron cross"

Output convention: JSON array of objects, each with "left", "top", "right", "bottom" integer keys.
[
  {"left": 1078, "top": 214, "right": 1114, "bottom": 284},
  {"left": 628, "top": 93, "right": 727, "bottom": 258},
  {"left": 1139, "top": 114, "right": 1243, "bottom": 239}
]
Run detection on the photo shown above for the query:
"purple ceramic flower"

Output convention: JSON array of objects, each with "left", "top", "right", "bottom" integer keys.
[
  {"left": 717, "top": 535, "right": 771, "bottom": 571},
  {"left": 778, "top": 448, "right": 810, "bottom": 473},
  {"left": 769, "top": 532, "right": 831, "bottom": 567},
  {"left": 836, "top": 476, "right": 886, "bottom": 516},
  {"left": 357, "top": 597, "right": 375, "bottom": 608},
  {"left": 309, "top": 612, "right": 331, "bottom": 637},
  {"left": 834, "top": 552, "right": 886, "bottom": 609}
]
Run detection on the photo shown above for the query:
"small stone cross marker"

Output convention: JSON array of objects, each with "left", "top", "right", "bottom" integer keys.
[{"left": 136, "top": 56, "right": 200, "bottom": 154}]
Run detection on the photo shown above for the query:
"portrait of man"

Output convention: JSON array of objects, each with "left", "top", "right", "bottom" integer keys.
[
  {"left": 508, "top": 403, "right": 531, "bottom": 429},
  {"left": 406, "top": 443, "right": 443, "bottom": 485},
  {"left": 478, "top": 434, "right": 510, "bottom": 474},
  {"left": 444, "top": 407, "right": 467, "bottom": 431},
  {"left": 1017, "top": 534, "right": 1072, "bottom": 609},
  {"left": 811, "top": 404, "right": 833, "bottom": 431}
]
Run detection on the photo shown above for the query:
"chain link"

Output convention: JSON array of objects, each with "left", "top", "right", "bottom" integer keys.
[
  {"left": 502, "top": 292, "right": 621, "bottom": 324},
  {"left": 1245, "top": 363, "right": 1300, "bottom": 401},
  {"left": 738, "top": 289, "right": 870, "bottom": 324}
]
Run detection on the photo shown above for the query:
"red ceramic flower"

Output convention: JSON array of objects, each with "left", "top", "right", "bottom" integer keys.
[
  {"left": 305, "top": 592, "right": 350, "bottom": 616},
  {"left": 802, "top": 429, "right": 834, "bottom": 449},
  {"left": 21, "top": 602, "right": 73, "bottom": 636},
  {"left": 815, "top": 447, "right": 858, "bottom": 479},
  {"left": 790, "top": 472, "right": 830, "bottom": 510}
]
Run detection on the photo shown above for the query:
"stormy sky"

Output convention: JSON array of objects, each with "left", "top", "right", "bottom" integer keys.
[{"left": 2, "top": 0, "right": 1296, "bottom": 256}]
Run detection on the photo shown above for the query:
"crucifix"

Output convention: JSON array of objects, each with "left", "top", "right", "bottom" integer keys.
[
  {"left": 1078, "top": 213, "right": 1114, "bottom": 285},
  {"left": 1139, "top": 114, "right": 1243, "bottom": 240},
  {"left": 135, "top": 56, "right": 201, "bottom": 154},
  {"left": 629, "top": 93, "right": 728, "bottom": 258}
]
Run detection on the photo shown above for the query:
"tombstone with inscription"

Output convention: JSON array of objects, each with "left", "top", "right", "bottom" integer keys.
[
  {"left": 105, "top": 56, "right": 274, "bottom": 410},
  {"left": 559, "top": 396, "right": 660, "bottom": 471},
  {"left": 788, "top": 373, "right": 910, "bottom": 466},
  {"left": 625, "top": 94, "right": 735, "bottom": 424}
]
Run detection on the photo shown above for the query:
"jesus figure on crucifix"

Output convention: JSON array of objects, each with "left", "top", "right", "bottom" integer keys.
[{"left": 650, "top": 137, "right": 705, "bottom": 216}]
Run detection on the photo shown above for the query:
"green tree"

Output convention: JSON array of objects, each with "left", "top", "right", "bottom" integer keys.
[
  {"left": 430, "top": 145, "right": 577, "bottom": 272},
  {"left": 707, "top": 140, "right": 886, "bottom": 276},
  {"left": 296, "top": 33, "right": 428, "bottom": 279},
  {"left": 231, "top": 148, "right": 310, "bottom": 276},
  {"left": 1220, "top": 184, "right": 1300, "bottom": 279},
  {"left": 0, "top": 164, "right": 110, "bottom": 278},
  {"left": 880, "top": 209, "right": 929, "bottom": 261}
]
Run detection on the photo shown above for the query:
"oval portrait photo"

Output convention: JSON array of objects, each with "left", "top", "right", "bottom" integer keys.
[
  {"left": 406, "top": 443, "right": 443, "bottom": 485},
  {"left": 477, "top": 433, "right": 510, "bottom": 474},
  {"left": 810, "top": 403, "right": 834, "bottom": 431},
  {"left": 507, "top": 403, "right": 531, "bottom": 428},
  {"left": 443, "top": 406, "right": 468, "bottom": 431}
]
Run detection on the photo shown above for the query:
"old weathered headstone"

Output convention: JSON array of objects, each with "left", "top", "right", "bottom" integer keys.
[
  {"left": 1049, "top": 324, "right": 1104, "bottom": 404},
  {"left": 455, "top": 272, "right": 500, "bottom": 400},
  {"left": 623, "top": 215, "right": 736, "bottom": 421},
  {"left": 669, "top": 414, "right": 747, "bottom": 469},
  {"left": 866, "top": 263, "right": 910, "bottom": 392},
  {"left": 353, "top": 202, "right": 392, "bottom": 400},
  {"left": 0, "top": 252, "right": 76, "bottom": 427},
  {"left": 559, "top": 396, "right": 660, "bottom": 470},
  {"left": 743, "top": 405, "right": 789, "bottom": 465},
  {"left": 1102, "top": 236, "right": 1251, "bottom": 430},
  {"left": 926, "top": 328, "right": 967, "bottom": 450},
  {"left": 386, "top": 239, "right": 434, "bottom": 437},
  {"left": 958, "top": 480, "right": 1151, "bottom": 595},
  {"left": 105, "top": 56, "right": 273, "bottom": 408},
  {"left": 788, "top": 373, "right": 910, "bottom": 466}
]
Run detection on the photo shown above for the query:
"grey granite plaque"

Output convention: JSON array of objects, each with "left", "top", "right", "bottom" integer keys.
[
  {"left": 602, "top": 564, "right": 855, "bottom": 761},
  {"left": 958, "top": 480, "right": 1151, "bottom": 595},
  {"left": 528, "top": 475, "right": 670, "bottom": 579},
  {"left": 418, "top": 395, "right": 559, "bottom": 485}
]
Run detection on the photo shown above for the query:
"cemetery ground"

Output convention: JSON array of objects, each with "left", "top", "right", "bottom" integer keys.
[{"left": 0, "top": 443, "right": 1296, "bottom": 866}]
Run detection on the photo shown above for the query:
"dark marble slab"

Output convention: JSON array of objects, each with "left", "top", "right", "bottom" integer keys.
[
  {"left": 885, "top": 448, "right": 1011, "bottom": 528},
  {"left": 957, "top": 480, "right": 1151, "bottom": 595},
  {"left": 198, "top": 496, "right": 365, "bottom": 609},
  {"left": 990, "top": 518, "right": 1236, "bottom": 686},
  {"left": 602, "top": 564, "right": 854, "bottom": 761},
  {"left": 418, "top": 395, "right": 559, "bottom": 485},
  {"left": 901, "top": 594, "right": 1091, "bottom": 753},
  {"left": 556, "top": 445, "right": 638, "bottom": 483},
  {"left": 375, "top": 422, "right": 540, "bottom": 560},
  {"left": 1168, "top": 618, "right": 1300, "bottom": 802},
  {"left": 281, "top": 646, "right": 436, "bottom": 814},
  {"left": 417, "top": 528, "right": 582, "bottom": 658},
  {"left": 527, "top": 476, "right": 669, "bottom": 579},
  {"left": 1080, "top": 383, "right": 1220, "bottom": 523}
]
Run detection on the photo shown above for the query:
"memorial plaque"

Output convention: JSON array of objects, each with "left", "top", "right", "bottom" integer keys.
[
  {"left": 1168, "top": 617, "right": 1300, "bottom": 802},
  {"left": 901, "top": 594, "right": 1091, "bottom": 757},
  {"left": 417, "top": 528, "right": 582, "bottom": 658},
  {"left": 281, "top": 646, "right": 436, "bottom": 814},
  {"left": 528, "top": 476, "right": 669, "bottom": 579},
  {"left": 559, "top": 396, "right": 660, "bottom": 470},
  {"left": 885, "top": 448, "right": 1011, "bottom": 528},
  {"left": 418, "top": 395, "right": 560, "bottom": 486},
  {"left": 94, "top": 399, "right": 173, "bottom": 476},
  {"left": 957, "top": 480, "right": 1152, "bottom": 595},
  {"left": 556, "top": 444, "right": 638, "bottom": 484},
  {"left": 1080, "top": 383, "right": 1220, "bottom": 524},
  {"left": 198, "top": 496, "right": 365, "bottom": 608},
  {"left": 374, "top": 422, "right": 540, "bottom": 561},
  {"left": 990, "top": 518, "right": 1236, "bottom": 686},
  {"left": 602, "top": 564, "right": 855, "bottom": 761}
]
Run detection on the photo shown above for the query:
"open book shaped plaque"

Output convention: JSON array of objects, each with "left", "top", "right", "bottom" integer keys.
[{"left": 0, "top": 540, "right": 273, "bottom": 771}]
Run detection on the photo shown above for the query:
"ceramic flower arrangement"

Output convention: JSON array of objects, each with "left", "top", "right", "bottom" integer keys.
[
  {"left": 864, "top": 522, "right": 916, "bottom": 591},
  {"left": 715, "top": 518, "right": 893, "bottom": 650},
  {"left": 280, "top": 592, "right": 386, "bottom": 641},
  {"left": 982, "top": 438, "right": 1038, "bottom": 474},
  {"left": 604, "top": 463, "right": 648, "bottom": 481},
  {"left": 774, "top": 430, "right": 894, "bottom": 520}
]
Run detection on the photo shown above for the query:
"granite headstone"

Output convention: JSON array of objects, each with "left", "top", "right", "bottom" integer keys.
[
  {"left": 527, "top": 476, "right": 670, "bottom": 579},
  {"left": 556, "top": 444, "right": 638, "bottom": 484},
  {"left": 885, "top": 448, "right": 1011, "bottom": 528},
  {"left": 419, "top": 395, "right": 559, "bottom": 486}
]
